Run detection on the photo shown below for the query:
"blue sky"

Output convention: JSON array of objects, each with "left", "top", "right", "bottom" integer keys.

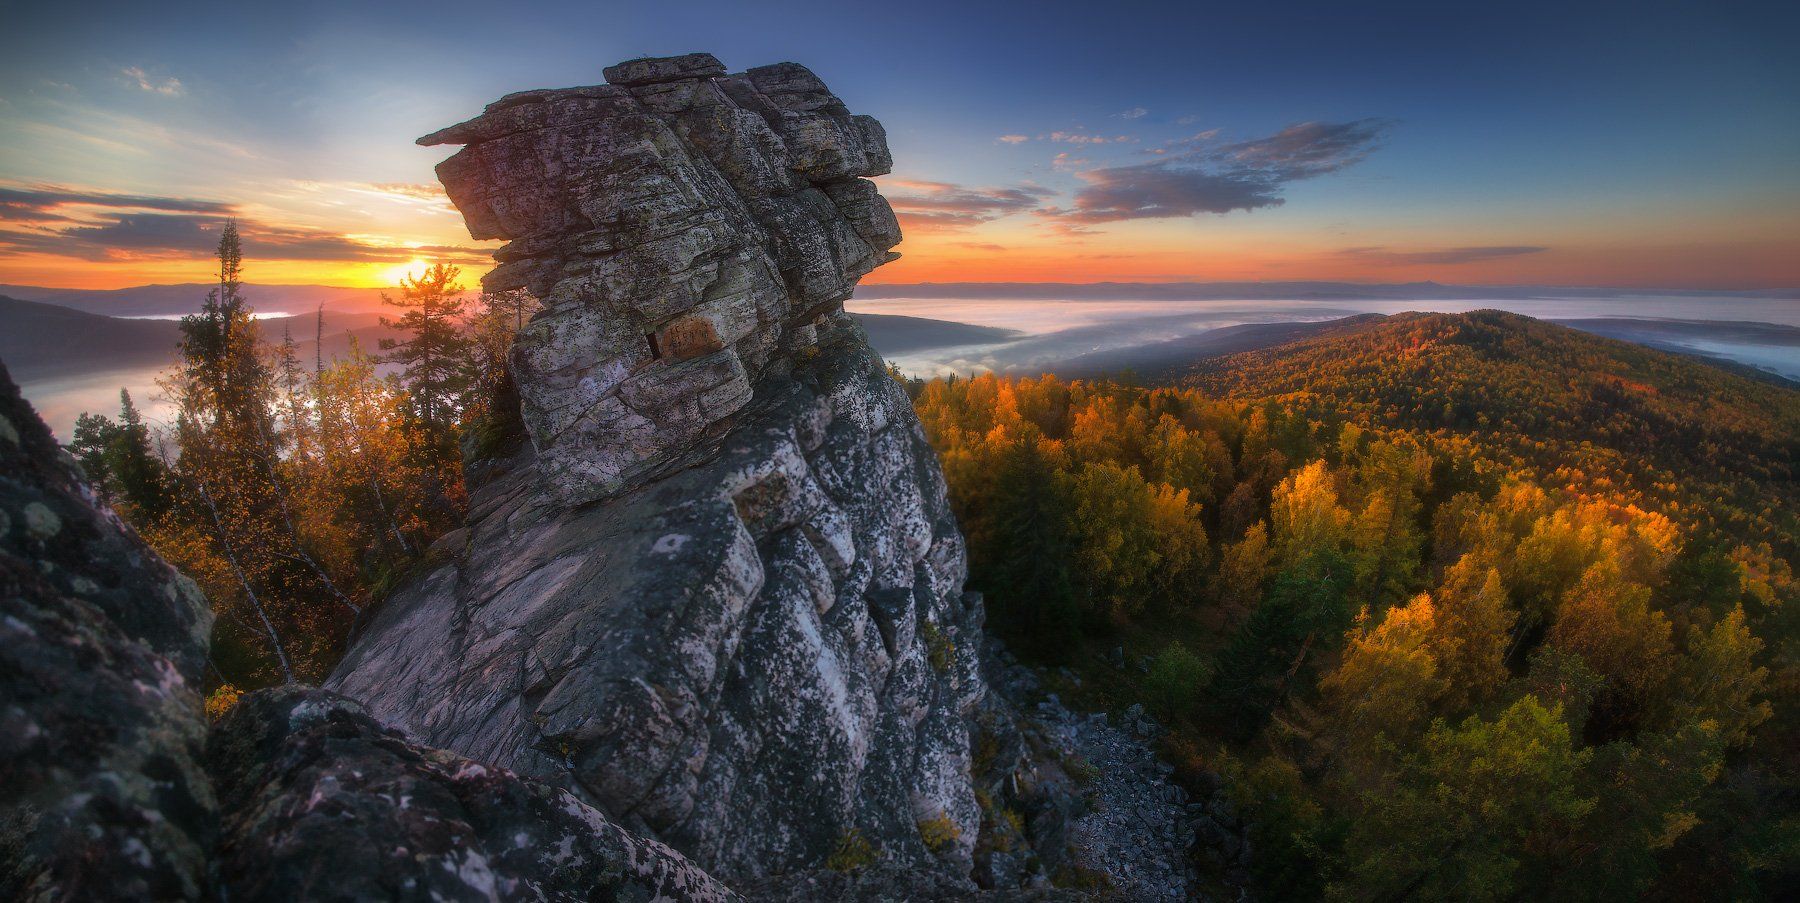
[{"left": 2, "top": 0, "right": 1796, "bottom": 288}]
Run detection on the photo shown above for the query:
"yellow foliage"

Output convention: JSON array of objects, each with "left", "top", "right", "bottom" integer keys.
[{"left": 206, "top": 683, "right": 243, "bottom": 721}]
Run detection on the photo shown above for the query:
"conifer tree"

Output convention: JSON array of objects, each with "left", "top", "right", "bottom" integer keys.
[{"left": 378, "top": 263, "right": 473, "bottom": 449}]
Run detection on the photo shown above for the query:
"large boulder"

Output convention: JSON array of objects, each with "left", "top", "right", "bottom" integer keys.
[
  {"left": 416, "top": 51, "right": 899, "bottom": 508},
  {"left": 330, "top": 54, "right": 984, "bottom": 883},
  {"left": 0, "top": 362, "right": 215, "bottom": 901},
  {"left": 210, "top": 686, "right": 739, "bottom": 902}
]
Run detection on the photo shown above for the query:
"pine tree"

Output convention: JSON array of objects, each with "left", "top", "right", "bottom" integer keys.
[
  {"left": 986, "top": 435, "right": 1081, "bottom": 659},
  {"left": 378, "top": 263, "right": 473, "bottom": 449}
]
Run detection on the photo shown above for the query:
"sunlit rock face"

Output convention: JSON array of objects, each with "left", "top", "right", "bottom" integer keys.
[
  {"left": 419, "top": 52, "right": 900, "bottom": 507},
  {"left": 331, "top": 55, "right": 985, "bottom": 883}
]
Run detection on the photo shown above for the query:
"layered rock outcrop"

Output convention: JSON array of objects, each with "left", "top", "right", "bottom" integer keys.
[
  {"left": 0, "top": 363, "right": 737, "bottom": 901},
  {"left": 419, "top": 51, "right": 899, "bottom": 508},
  {"left": 329, "top": 54, "right": 985, "bottom": 883}
]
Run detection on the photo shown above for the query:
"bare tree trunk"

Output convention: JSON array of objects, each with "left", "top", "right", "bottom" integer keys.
[
  {"left": 195, "top": 476, "right": 294, "bottom": 684},
  {"left": 367, "top": 466, "right": 415, "bottom": 558},
  {"left": 252, "top": 418, "right": 361, "bottom": 615}
]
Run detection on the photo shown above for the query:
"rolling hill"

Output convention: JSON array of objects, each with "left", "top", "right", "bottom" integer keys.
[
  {"left": 0, "top": 283, "right": 391, "bottom": 318},
  {"left": 1178, "top": 310, "right": 1799, "bottom": 551}
]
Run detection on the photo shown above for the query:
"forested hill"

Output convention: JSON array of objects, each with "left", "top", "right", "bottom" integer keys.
[
  {"left": 1179, "top": 310, "right": 1799, "bottom": 553},
  {"left": 910, "top": 307, "right": 1798, "bottom": 898}
]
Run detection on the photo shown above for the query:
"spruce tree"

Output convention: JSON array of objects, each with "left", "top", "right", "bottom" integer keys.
[{"left": 378, "top": 263, "right": 473, "bottom": 449}]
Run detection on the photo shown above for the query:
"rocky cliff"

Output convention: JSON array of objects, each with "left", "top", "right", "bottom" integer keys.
[
  {"left": 0, "top": 361, "right": 738, "bottom": 901},
  {"left": 3, "top": 52, "right": 1223, "bottom": 900},
  {"left": 327, "top": 53, "right": 987, "bottom": 883}
]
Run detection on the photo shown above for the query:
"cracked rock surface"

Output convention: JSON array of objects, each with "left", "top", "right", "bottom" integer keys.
[
  {"left": 417, "top": 51, "right": 900, "bottom": 509},
  {"left": 0, "top": 362, "right": 214, "bottom": 901},
  {"left": 210, "top": 686, "right": 739, "bottom": 902},
  {"left": 329, "top": 54, "right": 983, "bottom": 885},
  {"left": 0, "top": 362, "right": 735, "bottom": 901}
]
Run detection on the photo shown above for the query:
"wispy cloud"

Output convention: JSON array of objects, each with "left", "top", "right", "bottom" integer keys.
[
  {"left": 1337, "top": 245, "right": 1549, "bottom": 266},
  {"left": 1118, "top": 107, "right": 1148, "bottom": 119},
  {"left": 0, "top": 184, "right": 487, "bottom": 264},
  {"left": 998, "top": 130, "right": 1138, "bottom": 145},
  {"left": 1042, "top": 118, "right": 1392, "bottom": 224},
  {"left": 1207, "top": 120, "right": 1391, "bottom": 179},
  {"left": 0, "top": 185, "right": 232, "bottom": 223},
  {"left": 1047, "top": 130, "right": 1136, "bottom": 145},
  {"left": 881, "top": 178, "right": 1056, "bottom": 232},
  {"left": 121, "top": 66, "right": 183, "bottom": 96}
]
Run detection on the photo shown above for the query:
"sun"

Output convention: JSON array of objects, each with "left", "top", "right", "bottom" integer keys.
[{"left": 378, "top": 258, "right": 432, "bottom": 286}]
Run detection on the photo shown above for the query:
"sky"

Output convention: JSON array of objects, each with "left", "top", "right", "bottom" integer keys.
[{"left": 1, "top": 0, "right": 1797, "bottom": 291}]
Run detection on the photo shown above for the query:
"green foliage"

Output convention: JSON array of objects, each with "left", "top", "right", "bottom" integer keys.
[
  {"left": 825, "top": 829, "right": 877, "bottom": 871},
  {"left": 916, "top": 813, "right": 962, "bottom": 855},
  {"left": 1338, "top": 697, "right": 1594, "bottom": 902},
  {"left": 1144, "top": 640, "right": 1212, "bottom": 718},
  {"left": 910, "top": 312, "right": 1796, "bottom": 899},
  {"left": 922, "top": 620, "right": 956, "bottom": 675},
  {"left": 1211, "top": 548, "right": 1354, "bottom": 735},
  {"left": 981, "top": 434, "right": 1083, "bottom": 658},
  {"left": 68, "top": 389, "right": 172, "bottom": 520},
  {"left": 379, "top": 263, "right": 474, "bottom": 453}
]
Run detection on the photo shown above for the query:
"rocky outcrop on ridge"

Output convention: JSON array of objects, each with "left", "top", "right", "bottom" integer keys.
[
  {"left": 2, "top": 51, "right": 1225, "bottom": 900},
  {"left": 329, "top": 54, "right": 983, "bottom": 883},
  {"left": 0, "top": 362, "right": 736, "bottom": 901},
  {"left": 418, "top": 51, "right": 899, "bottom": 508}
]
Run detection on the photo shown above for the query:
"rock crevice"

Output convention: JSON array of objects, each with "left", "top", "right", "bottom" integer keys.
[{"left": 330, "top": 54, "right": 983, "bottom": 883}]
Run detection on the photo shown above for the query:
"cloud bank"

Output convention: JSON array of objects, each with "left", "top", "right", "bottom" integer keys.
[
  {"left": 0, "top": 183, "right": 486, "bottom": 263},
  {"left": 1044, "top": 118, "right": 1393, "bottom": 224},
  {"left": 881, "top": 178, "right": 1055, "bottom": 232}
]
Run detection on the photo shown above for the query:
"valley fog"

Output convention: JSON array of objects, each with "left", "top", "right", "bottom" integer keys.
[
  {"left": 18, "top": 292, "right": 1798, "bottom": 442},
  {"left": 847, "top": 293, "right": 1800, "bottom": 379}
]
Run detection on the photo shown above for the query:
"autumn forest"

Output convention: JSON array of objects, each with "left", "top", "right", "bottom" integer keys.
[{"left": 63, "top": 229, "right": 1800, "bottom": 900}]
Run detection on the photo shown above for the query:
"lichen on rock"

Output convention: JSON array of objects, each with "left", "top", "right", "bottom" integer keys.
[
  {"left": 1, "top": 360, "right": 740, "bottom": 902},
  {"left": 329, "top": 53, "right": 986, "bottom": 884},
  {"left": 0, "top": 362, "right": 215, "bottom": 902},
  {"left": 417, "top": 51, "right": 900, "bottom": 508}
]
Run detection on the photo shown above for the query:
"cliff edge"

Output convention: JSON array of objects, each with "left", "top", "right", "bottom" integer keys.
[{"left": 327, "top": 53, "right": 988, "bottom": 883}]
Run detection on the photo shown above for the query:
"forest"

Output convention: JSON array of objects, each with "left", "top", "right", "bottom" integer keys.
[
  {"left": 68, "top": 231, "right": 1799, "bottom": 898},
  {"left": 66, "top": 225, "right": 532, "bottom": 696},
  {"left": 905, "top": 312, "right": 1798, "bottom": 899}
]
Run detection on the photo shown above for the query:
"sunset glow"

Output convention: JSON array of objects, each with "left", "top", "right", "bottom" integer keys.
[{"left": 3, "top": 2, "right": 1797, "bottom": 293}]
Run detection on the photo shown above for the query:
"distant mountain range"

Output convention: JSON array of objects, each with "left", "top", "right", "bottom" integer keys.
[
  {"left": 0, "top": 283, "right": 391, "bottom": 318},
  {"left": 854, "top": 281, "right": 1799, "bottom": 301},
  {"left": 3, "top": 281, "right": 1794, "bottom": 321},
  {"left": 0, "top": 295, "right": 397, "bottom": 382},
  {"left": 0, "top": 295, "right": 1016, "bottom": 385}
]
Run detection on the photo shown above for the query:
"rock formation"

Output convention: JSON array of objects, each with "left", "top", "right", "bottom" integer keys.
[
  {"left": 2, "top": 53, "right": 1221, "bottom": 900},
  {"left": 210, "top": 686, "right": 737, "bottom": 902},
  {"left": 420, "top": 51, "right": 900, "bottom": 508},
  {"left": 0, "top": 362, "right": 215, "bottom": 900},
  {"left": 0, "top": 362, "right": 737, "bottom": 901},
  {"left": 329, "top": 53, "right": 986, "bottom": 883}
]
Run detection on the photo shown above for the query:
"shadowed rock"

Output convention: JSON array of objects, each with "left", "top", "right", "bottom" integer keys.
[
  {"left": 0, "top": 362, "right": 735, "bottom": 901},
  {"left": 211, "top": 686, "right": 739, "bottom": 902},
  {"left": 0, "top": 361, "right": 215, "bottom": 901},
  {"left": 331, "top": 54, "right": 985, "bottom": 884}
]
